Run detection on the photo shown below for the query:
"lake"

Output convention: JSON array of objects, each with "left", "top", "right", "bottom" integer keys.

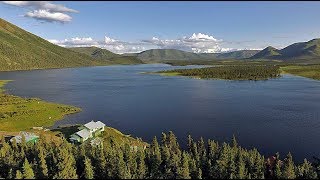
[{"left": 0, "top": 64, "right": 319, "bottom": 161}]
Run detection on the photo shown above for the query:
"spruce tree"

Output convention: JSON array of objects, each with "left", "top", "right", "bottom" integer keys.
[
  {"left": 116, "top": 149, "right": 127, "bottom": 179},
  {"left": 274, "top": 152, "right": 282, "bottom": 179},
  {"left": 282, "top": 152, "right": 296, "bottom": 179},
  {"left": 236, "top": 151, "right": 247, "bottom": 179},
  {"left": 15, "top": 170, "right": 23, "bottom": 179},
  {"left": 37, "top": 146, "right": 48, "bottom": 179},
  {"left": 187, "top": 135, "right": 193, "bottom": 153},
  {"left": 84, "top": 156, "right": 94, "bottom": 179},
  {"left": 177, "top": 152, "right": 191, "bottom": 179},
  {"left": 95, "top": 147, "right": 107, "bottom": 178},
  {"left": 22, "top": 158, "right": 35, "bottom": 179},
  {"left": 54, "top": 143, "right": 78, "bottom": 179},
  {"left": 297, "top": 159, "right": 317, "bottom": 179},
  {"left": 136, "top": 149, "right": 147, "bottom": 179},
  {"left": 150, "top": 136, "right": 162, "bottom": 178}
]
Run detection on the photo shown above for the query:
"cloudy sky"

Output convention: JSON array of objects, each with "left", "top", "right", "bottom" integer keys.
[{"left": 1, "top": 1, "right": 320, "bottom": 54}]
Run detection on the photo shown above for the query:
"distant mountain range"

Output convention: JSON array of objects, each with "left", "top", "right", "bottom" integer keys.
[
  {"left": 124, "top": 49, "right": 260, "bottom": 62},
  {"left": 69, "top": 47, "right": 143, "bottom": 65},
  {"left": 128, "top": 38, "right": 320, "bottom": 62},
  {"left": 0, "top": 17, "right": 319, "bottom": 72}
]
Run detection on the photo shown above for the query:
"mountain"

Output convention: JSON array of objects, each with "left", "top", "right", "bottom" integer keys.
[
  {"left": 133, "top": 49, "right": 204, "bottom": 61},
  {"left": 0, "top": 18, "right": 103, "bottom": 71},
  {"left": 280, "top": 38, "right": 320, "bottom": 59},
  {"left": 250, "top": 39, "right": 320, "bottom": 61},
  {"left": 70, "top": 47, "right": 120, "bottom": 59},
  {"left": 215, "top": 50, "right": 260, "bottom": 59},
  {"left": 70, "top": 47, "right": 144, "bottom": 65},
  {"left": 129, "top": 49, "right": 259, "bottom": 62},
  {"left": 250, "top": 46, "right": 281, "bottom": 59}
]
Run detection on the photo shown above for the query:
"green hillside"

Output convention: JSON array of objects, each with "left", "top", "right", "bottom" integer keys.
[
  {"left": 136, "top": 49, "right": 203, "bottom": 61},
  {"left": 280, "top": 38, "right": 320, "bottom": 59},
  {"left": 250, "top": 39, "right": 320, "bottom": 61},
  {"left": 250, "top": 46, "right": 281, "bottom": 59},
  {"left": 70, "top": 47, "right": 144, "bottom": 65},
  {"left": 0, "top": 18, "right": 103, "bottom": 71},
  {"left": 216, "top": 50, "right": 260, "bottom": 59},
  {"left": 70, "top": 47, "right": 120, "bottom": 59}
]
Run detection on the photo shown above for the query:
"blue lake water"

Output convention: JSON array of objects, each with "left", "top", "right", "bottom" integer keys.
[{"left": 0, "top": 64, "right": 320, "bottom": 161}]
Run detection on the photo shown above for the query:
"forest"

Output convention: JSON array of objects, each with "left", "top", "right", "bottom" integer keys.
[
  {"left": 0, "top": 131, "right": 318, "bottom": 179},
  {"left": 157, "top": 65, "right": 281, "bottom": 80}
]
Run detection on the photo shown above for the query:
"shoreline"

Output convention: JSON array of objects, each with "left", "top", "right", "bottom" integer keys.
[{"left": 0, "top": 80, "right": 82, "bottom": 132}]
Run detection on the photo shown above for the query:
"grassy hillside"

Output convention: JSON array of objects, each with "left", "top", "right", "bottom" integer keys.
[
  {"left": 250, "top": 46, "right": 281, "bottom": 59},
  {"left": 216, "top": 50, "right": 259, "bottom": 59},
  {"left": 0, "top": 18, "right": 106, "bottom": 71},
  {"left": 136, "top": 49, "right": 203, "bottom": 61},
  {"left": 280, "top": 38, "right": 320, "bottom": 59},
  {"left": 250, "top": 39, "right": 320, "bottom": 61},
  {"left": 70, "top": 47, "right": 144, "bottom": 65}
]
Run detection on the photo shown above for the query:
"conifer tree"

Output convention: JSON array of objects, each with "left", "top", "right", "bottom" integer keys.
[
  {"left": 22, "top": 158, "right": 35, "bottom": 179},
  {"left": 136, "top": 149, "right": 147, "bottom": 179},
  {"left": 274, "top": 152, "right": 282, "bottom": 179},
  {"left": 282, "top": 152, "right": 296, "bottom": 179},
  {"left": 236, "top": 151, "right": 247, "bottom": 179},
  {"left": 187, "top": 135, "right": 193, "bottom": 153},
  {"left": 54, "top": 143, "right": 78, "bottom": 179},
  {"left": 37, "top": 146, "right": 48, "bottom": 179},
  {"left": 95, "top": 147, "right": 107, "bottom": 178},
  {"left": 116, "top": 149, "right": 127, "bottom": 179},
  {"left": 15, "top": 170, "right": 23, "bottom": 179},
  {"left": 84, "top": 156, "right": 94, "bottom": 179},
  {"left": 177, "top": 152, "right": 191, "bottom": 179},
  {"left": 297, "top": 158, "right": 317, "bottom": 179},
  {"left": 150, "top": 136, "right": 162, "bottom": 178}
]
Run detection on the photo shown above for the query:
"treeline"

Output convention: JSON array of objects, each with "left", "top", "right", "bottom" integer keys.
[
  {"left": 159, "top": 65, "right": 281, "bottom": 80},
  {"left": 0, "top": 131, "right": 319, "bottom": 179}
]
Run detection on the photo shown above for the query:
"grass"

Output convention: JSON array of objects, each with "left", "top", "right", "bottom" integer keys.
[
  {"left": 280, "top": 65, "right": 320, "bottom": 80},
  {"left": 52, "top": 124, "right": 149, "bottom": 148},
  {"left": 0, "top": 80, "right": 81, "bottom": 131},
  {"left": 102, "top": 126, "right": 148, "bottom": 148}
]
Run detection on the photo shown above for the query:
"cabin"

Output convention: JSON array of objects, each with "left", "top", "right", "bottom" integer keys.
[
  {"left": 10, "top": 132, "right": 39, "bottom": 144},
  {"left": 69, "top": 120, "right": 105, "bottom": 143}
]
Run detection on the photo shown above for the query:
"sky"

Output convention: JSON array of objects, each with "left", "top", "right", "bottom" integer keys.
[{"left": 1, "top": 1, "right": 320, "bottom": 54}]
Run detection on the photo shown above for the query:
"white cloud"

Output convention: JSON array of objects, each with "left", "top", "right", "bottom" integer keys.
[
  {"left": 2, "top": 1, "right": 78, "bottom": 23},
  {"left": 25, "top": 9, "right": 72, "bottom": 23},
  {"left": 143, "top": 33, "right": 227, "bottom": 53},
  {"left": 48, "top": 33, "right": 260, "bottom": 54},
  {"left": 2, "top": 1, "right": 78, "bottom": 12},
  {"left": 188, "top": 33, "right": 220, "bottom": 42},
  {"left": 48, "top": 37, "right": 99, "bottom": 47},
  {"left": 104, "top": 36, "right": 117, "bottom": 44},
  {"left": 48, "top": 36, "right": 148, "bottom": 54}
]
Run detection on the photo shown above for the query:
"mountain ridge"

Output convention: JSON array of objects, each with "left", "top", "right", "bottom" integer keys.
[
  {"left": 250, "top": 39, "right": 320, "bottom": 60},
  {"left": 69, "top": 47, "right": 144, "bottom": 65},
  {"left": 0, "top": 18, "right": 103, "bottom": 71}
]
